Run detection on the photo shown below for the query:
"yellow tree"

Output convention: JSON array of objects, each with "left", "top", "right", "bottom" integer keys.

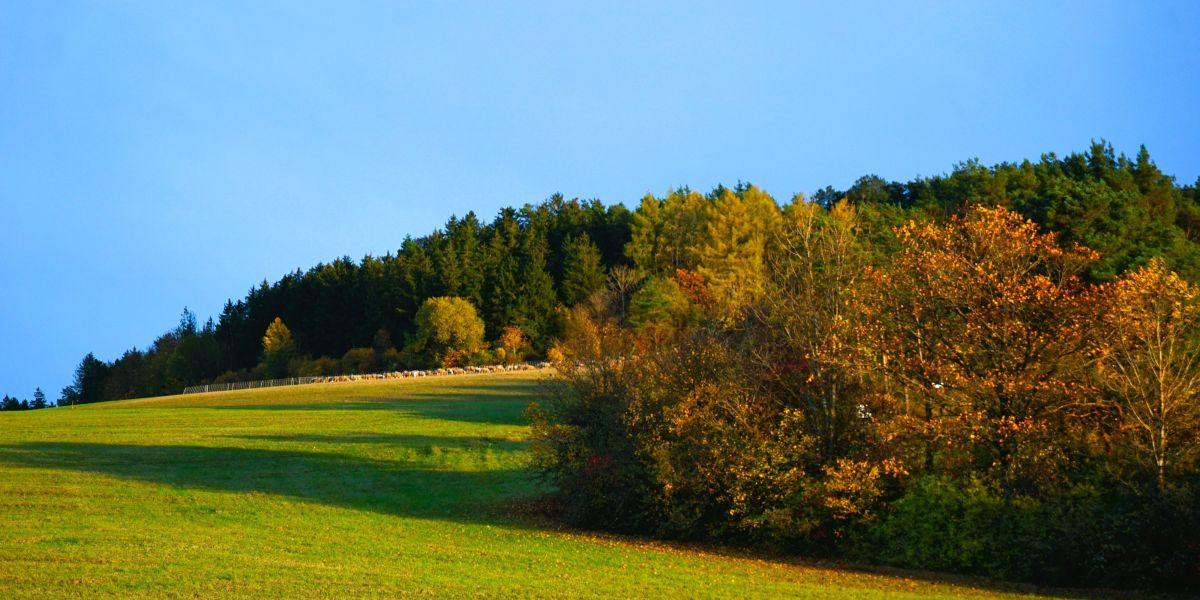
[
  {"left": 261, "top": 317, "right": 295, "bottom": 379},
  {"left": 626, "top": 189, "right": 708, "bottom": 276},
  {"left": 1097, "top": 257, "right": 1200, "bottom": 489},
  {"left": 412, "top": 296, "right": 485, "bottom": 366},
  {"left": 697, "top": 184, "right": 782, "bottom": 321},
  {"left": 860, "top": 206, "right": 1101, "bottom": 493}
]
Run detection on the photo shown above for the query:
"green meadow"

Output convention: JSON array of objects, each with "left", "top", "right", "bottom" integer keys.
[{"left": 0, "top": 372, "right": 1074, "bottom": 598}]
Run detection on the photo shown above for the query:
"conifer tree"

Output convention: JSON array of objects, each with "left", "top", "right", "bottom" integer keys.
[
  {"left": 518, "top": 229, "right": 559, "bottom": 347},
  {"left": 482, "top": 209, "right": 522, "bottom": 338},
  {"left": 561, "top": 232, "right": 606, "bottom": 306}
]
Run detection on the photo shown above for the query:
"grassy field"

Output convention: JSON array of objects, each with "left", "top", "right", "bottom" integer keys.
[{"left": 0, "top": 372, "right": 1080, "bottom": 598}]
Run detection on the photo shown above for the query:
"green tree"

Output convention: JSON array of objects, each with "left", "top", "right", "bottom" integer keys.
[
  {"left": 628, "top": 276, "right": 694, "bottom": 345},
  {"left": 31, "top": 388, "right": 47, "bottom": 409},
  {"left": 561, "top": 233, "right": 606, "bottom": 306},
  {"left": 518, "top": 229, "right": 559, "bottom": 347},
  {"left": 61, "top": 353, "right": 109, "bottom": 406},
  {"left": 411, "top": 296, "right": 485, "bottom": 366},
  {"left": 482, "top": 209, "right": 522, "bottom": 337}
]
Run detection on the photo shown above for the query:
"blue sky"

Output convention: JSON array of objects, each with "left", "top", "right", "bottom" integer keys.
[{"left": 1, "top": 1, "right": 1198, "bottom": 399}]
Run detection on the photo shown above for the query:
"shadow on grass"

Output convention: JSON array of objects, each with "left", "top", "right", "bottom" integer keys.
[
  {"left": 192, "top": 380, "right": 545, "bottom": 427},
  {"left": 206, "top": 398, "right": 532, "bottom": 427},
  {"left": 231, "top": 433, "right": 529, "bottom": 453},
  {"left": 0, "top": 440, "right": 1113, "bottom": 598},
  {"left": 0, "top": 441, "right": 537, "bottom": 526}
]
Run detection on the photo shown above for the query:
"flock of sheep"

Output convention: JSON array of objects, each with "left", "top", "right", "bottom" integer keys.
[
  {"left": 181, "top": 362, "right": 555, "bottom": 394},
  {"left": 306, "top": 362, "right": 553, "bottom": 383}
]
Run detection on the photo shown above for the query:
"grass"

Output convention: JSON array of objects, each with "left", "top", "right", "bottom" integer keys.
[{"left": 0, "top": 372, "right": 1082, "bottom": 598}]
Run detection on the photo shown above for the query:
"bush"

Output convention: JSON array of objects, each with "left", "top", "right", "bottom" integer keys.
[{"left": 857, "top": 475, "right": 1200, "bottom": 590}]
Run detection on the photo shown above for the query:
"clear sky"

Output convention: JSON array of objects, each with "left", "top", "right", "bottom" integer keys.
[{"left": 1, "top": 1, "right": 1198, "bottom": 399}]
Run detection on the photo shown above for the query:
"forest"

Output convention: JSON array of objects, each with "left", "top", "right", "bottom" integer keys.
[{"left": 38, "top": 142, "right": 1200, "bottom": 589}]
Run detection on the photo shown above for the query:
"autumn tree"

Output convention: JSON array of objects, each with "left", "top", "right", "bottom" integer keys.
[
  {"left": 751, "top": 197, "right": 869, "bottom": 464},
  {"left": 606, "top": 265, "right": 643, "bottom": 321},
  {"left": 697, "top": 184, "right": 782, "bottom": 320},
  {"left": 261, "top": 317, "right": 295, "bottom": 378},
  {"left": 626, "top": 189, "right": 708, "bottom": 276},
  {"left": 860, "top": 206, "right": 1101, "bottom": 494},
  {"left": 497, "top": 325, "right": 530, "bottom": 364},
  {"left": 1097, "top": 257, "right": 1200, "bottom": 489}
]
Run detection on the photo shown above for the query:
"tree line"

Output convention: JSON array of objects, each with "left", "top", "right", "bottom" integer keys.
[
  {"left": 0, "top": 388, "right": 49, "bottom": 411},
  {"left": 43, "top": 141, "right": 1200, "bottom": 588},
  {"left": 56, "top": 143, "right": 1200, "bottom": 406},
  {"left": 59, "top": 196, "right": 631, "bottom": 404},
  {"left": 529, "top": 142, "right": 1200, "bottom": 591}
]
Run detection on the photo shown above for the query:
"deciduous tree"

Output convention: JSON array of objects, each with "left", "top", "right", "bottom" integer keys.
[
  {"left": 1097, "top": 257, "right": 1200, "bottom": 489},
  {"left": 411, "top": 296, "right": 485, "bottom": 366},
  {"left": 860, "top": 206, "right": 1100, "bottom": 494}
]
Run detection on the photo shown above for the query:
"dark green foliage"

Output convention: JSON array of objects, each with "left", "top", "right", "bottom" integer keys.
[
  {"left": 842, "top": 141, "right": 1200, "bottom": 282},
  {"left": 63, "top": 196, "right": 633, "bottom": 400},
  {"left": 166, "top": 315, "right": 222, "bottom": 388},
  {"left": 516, "top": 232, "right": 558, "bottom": 347},
  {"left": 858, "top": 476, "right": 1200, "bottom": 589},
  {"left": 0, "top": 389, "right": 51, "bottom": 411},
  {"left": 59, "top": 352, "right": 109, "bottom": 406},
  {"left": 560, "top": 233, "right": 606, "bottom": 306}
]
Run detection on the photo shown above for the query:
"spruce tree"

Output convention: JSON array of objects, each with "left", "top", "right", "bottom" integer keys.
[
  {"left": 31, "top": 388, "right": 46, "bottom": 409},
  {"left": 482, "top": 209, "right": 522, "bottom": 338},
  {"left": 518, "top": 229, "right": 558, "bottom": 348},
  {"left": 561, "top": 232, "right": 606, "bottom": 306}
]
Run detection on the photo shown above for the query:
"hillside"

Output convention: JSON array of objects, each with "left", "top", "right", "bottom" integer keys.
[{"left": 0, "top": 372, "right": 1074, "bottom": 598}]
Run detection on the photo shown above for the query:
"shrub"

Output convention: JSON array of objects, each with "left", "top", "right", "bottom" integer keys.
[{"left": 857, "top": 475, "right": 1200, "bottom": 590}]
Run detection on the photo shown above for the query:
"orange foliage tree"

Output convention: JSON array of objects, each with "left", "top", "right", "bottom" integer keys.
[{"left": 859, "top": 205, "right": 1102, "bottom": 494}]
